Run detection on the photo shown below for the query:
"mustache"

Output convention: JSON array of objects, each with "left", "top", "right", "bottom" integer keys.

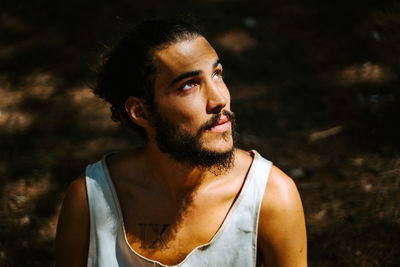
[{"left": 198, "top": 110, "right": 235, "bottom": 134}]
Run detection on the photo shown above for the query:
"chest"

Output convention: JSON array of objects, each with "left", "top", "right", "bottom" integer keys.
[{"left": 117, "top": 185, "right": 240, "bottom": 265}]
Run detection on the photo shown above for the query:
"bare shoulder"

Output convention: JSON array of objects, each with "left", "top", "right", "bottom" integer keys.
[
  {"left": 65, "top": 175, "right": 88, "bottom": 204},
  {"left": 59, "top": 175, "right": 89, "bottom": 220},
  {"left": 263, "top": 165, "right": 300, "bottom": 211},
  {"left": 55, "top": 175, "right": 90, "bottom": 267},
  {"left": 258, "top": 165, "right": 308, "bottom": 267}
]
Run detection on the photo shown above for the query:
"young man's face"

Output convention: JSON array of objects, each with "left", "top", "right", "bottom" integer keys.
[{"left": 148, "top": 36, "right": 236, "bottom": 170}]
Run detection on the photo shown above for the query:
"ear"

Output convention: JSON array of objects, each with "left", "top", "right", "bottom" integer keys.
[{"left": 125, "top": 96, "right": 149, "bottom": 128}]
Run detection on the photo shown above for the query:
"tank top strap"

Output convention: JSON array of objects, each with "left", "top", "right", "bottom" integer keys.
[
  {"left": 248, "top": 150, "right": 272, "bottom": 263},
  {"left": 248, "top": 149, "right": 272, "bottom": 197},
  {"left": 246, "top": 149, "right": 272, "bottom": 235},
  {"left": 226, "top": 150, "right": 272, "bottom": 266},
  {"left": 85, "top": 156, "right": 122, "bottom": 267}
]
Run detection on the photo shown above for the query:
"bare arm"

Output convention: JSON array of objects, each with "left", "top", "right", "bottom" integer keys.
[
  {"left": 55, "top": 176, "right": 89, "bottom": 267},
  {"left": 258, "top": 166, "right": 308, "bottom": 267}
]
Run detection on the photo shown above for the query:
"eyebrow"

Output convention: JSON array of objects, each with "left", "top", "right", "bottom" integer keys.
[{"left": 169, "top": 59, "right": 221, "bottom": 87}]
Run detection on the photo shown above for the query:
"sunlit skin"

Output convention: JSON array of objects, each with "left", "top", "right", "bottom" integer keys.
[
  {"left": 55, "top": 36, "right": 307, "bottom": 267},
  {"left": 149, "top": 36, "right": 233, "bottom": 153}
]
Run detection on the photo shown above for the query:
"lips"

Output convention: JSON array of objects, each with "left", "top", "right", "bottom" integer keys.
[
  {"left": 216, "top": 117, "right": 229, "bottom": 125},
  {"left": 209, "top": 116, "right": 230, "bottom": 132}
]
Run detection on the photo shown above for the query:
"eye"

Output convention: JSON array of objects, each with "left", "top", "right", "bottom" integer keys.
[
  {"left": 213, "top": 69, "right": 224, "bottom": 80},
  {"left": 181, "top": 81, "right": 198, "bottom": 91}
]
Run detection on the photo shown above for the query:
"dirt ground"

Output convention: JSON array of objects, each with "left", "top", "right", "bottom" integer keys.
[{"left": 0, "top": 0, "right": 399, "bottom": 266}]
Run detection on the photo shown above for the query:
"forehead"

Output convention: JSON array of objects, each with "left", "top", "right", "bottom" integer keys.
[{"left": 153, "top": 37, "right": 219, "bottom": 79}]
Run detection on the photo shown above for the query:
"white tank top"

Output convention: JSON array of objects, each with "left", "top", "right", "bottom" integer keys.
[{"left": 85, "top": 150, "right": 272, "bottom": 267}]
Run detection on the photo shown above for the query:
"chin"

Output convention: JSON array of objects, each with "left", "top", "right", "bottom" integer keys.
[{"left": 202, "top": 137, "right": 234, "bottom": 154}]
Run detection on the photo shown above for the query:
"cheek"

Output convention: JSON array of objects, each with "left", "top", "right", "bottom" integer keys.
[{"left": 158, "top": 96, "right": 205, "bottom": 125}]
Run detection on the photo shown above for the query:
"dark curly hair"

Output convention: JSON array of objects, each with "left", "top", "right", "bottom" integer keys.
[{"left": 93, "top": 19, "right": 203, "bottom": 138}]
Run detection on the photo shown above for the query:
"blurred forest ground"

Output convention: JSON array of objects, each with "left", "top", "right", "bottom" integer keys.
[{"left": 0, "top": 0, "right": 399, "bottom": 266}]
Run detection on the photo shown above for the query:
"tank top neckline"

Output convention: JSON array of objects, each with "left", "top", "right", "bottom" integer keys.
[{"left": 100, "top": 149, "right": 261, "bottom": 267}]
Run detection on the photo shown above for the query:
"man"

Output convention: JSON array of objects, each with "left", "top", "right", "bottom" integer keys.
[{"left": 56, "top": 19, "right": 307, "bottom": 267}]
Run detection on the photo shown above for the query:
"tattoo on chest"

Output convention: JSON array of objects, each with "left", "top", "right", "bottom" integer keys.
[{"left": 139, "top": 224, "right": 170, "bottom": 249}]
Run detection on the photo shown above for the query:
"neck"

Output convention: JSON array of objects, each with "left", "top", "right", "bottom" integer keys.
[{"left": 142, "top": 141, "right": 234, "bottom": 201}]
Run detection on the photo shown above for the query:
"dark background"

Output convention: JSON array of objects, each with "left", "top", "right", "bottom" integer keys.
[{"left": 1, "top": 0, "right": 399, "bottom": 266}]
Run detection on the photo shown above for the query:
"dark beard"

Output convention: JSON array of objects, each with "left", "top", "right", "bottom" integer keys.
[{"left": 150, "top": 109, "right": 237, "bottom": 175}]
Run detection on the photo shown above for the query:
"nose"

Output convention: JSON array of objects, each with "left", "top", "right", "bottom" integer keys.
[{"left": 205, "top": 82, "right": 228, "bottom": 114}]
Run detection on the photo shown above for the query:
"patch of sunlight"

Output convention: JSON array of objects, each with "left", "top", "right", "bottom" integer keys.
[
  {"left": 350, "top": 157, "right": 364, "bottom": 167},
  {"left": 0, "top": 72, "right": 55, "bottom": 110},
  {"left": 38, "top": 206, "right": 60, "bottom": 242},
  {"left": 23, "top": 73, "right": 55, "bottom": 100},
  {"left": 313, "top": 209, "right": 327, "bottom": 221},
  {"left": 68, "top": 86, "right": 97, "bottom": 104},
  {"left": 336, "top": 62, "right": 396, "bottom": 86},
  {"left": 0, "top": 110, "right": 35, "bottom": 131},
  {"left": 68, "top": 86, "right": 115, "bottom": 129},
  {"left": 309, "top": 125, "right": 343, "bottom": 142},
  {"left": 0, "top": 86, "right": 24, "bottom": 108},
  {"left": 214, "top": 29, "right": 257, "bottom": 54},
  {"left": 2, "top": 176, "right": 51, "bottom": 213}
]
